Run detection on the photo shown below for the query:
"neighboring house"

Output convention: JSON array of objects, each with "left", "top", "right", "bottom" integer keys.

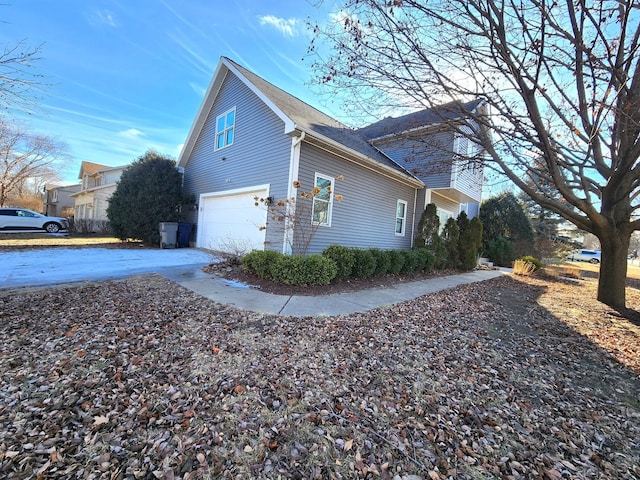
[
  {"left": 71, "top": 161, "right": 128, "bottom": 223},
  {"left": 178, "top": 57, "right": 485, "bottom": 254},
  {"left": 43, "top": 183, "right": 81, "bottom": 217}
]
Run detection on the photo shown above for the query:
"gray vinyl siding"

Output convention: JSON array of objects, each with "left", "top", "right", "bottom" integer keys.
[
  {"left": 182, "top": 72, "right": 292, "bottom": 250},
  {"left": 453, "top": 166, "right": 483, "bottom": 201},
  {"left": 374, "top": 131, "right": 455, "bottom": 189},
  {"left": 297, "top": 143, "right": 417, "bottom": 253}
]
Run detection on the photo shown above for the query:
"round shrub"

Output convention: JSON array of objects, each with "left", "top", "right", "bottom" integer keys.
[
  {"left": 322, "top": 244, "right": 356, "bottom": 280},
  {"left": 518, "top": 255, "right": 542, "bottom": 271},
  {"left": 301, "top": 254, "right": 338, "bottom": 285},
  {"left": 269, "top": 254, "right": 337, "bottom": 285},
  {"left": 269, "top": 255, "right": 302, "bottom": 285},
  {"left": 350, "top": 249, "right": 377, "bottom": 279},
  {"left": 415, "top": 248, "right": 436, "bottom": 272},
  {"left": 369, "top": 248, "right": 391, "bottom": 276},
  {"left": 386, "top": 249, "right": 405, "bottom": 274},
  {"left": 400, "top": 249, "right": 421, "bottom": 272},
  {"left": 241, "top": 250, "right": 282, "bottom": 278}
]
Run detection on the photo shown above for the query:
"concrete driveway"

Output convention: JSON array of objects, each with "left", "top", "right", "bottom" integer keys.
[{"left": 0, "top": 247, "right": 214, "bottom": 289}]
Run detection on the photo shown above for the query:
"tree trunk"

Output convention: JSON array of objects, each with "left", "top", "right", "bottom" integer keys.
[{"left": 597, "top": 231, "right": 631, "bottom": 309}]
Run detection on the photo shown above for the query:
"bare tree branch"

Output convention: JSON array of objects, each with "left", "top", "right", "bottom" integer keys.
[
  {"left": 308, "top": 0, "right": 640, "bottom": 307},
  {"left": 0, "top": 118, "right": 67, "bottom": 207}
]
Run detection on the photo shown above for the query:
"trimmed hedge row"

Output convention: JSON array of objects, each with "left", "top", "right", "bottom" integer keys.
[
  {"left": 241, "top": 245, "right": 436, "bottom": 286},
  {"left": 242, "top": 251, "right": 337, "bottom": 285}
]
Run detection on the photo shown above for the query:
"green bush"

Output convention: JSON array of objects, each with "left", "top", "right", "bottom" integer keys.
[
  {"left": 400, "top": 249, "right": 421, "bottom": 272},
  {"left": 301, "top": 254, "right": 338, "bottom": 285},
  {"left": 442, "top": 217, "right": 460, "bottom": 269},
  {"left": 241, "top": 250, "right": 281, "bottom": 278},
  {"left": 486, "top": 236, "right": 515, "bottom": 267},
  {"left": 415, "top": 248, "right": 436, "bottom": 272},
  {"left": 107, "top": 150, "right": 186, "bottom": 245},
  {"left": 350, "top": 249, "right": 377, "bottom": 279},
  {"left": 458, "top": 214, "right": 483, "bottom": 270},
  {"left": 386, "top": 249, "right": 405, "bottom": 274},
  {"left": 322, "top": 244, "right": 356, "bottom": 280},
  {"left": 270, "top": 254, "right": 337, "bottom": 285},
  {"left": 369, "top": 248, "right": 391, "bottom": 276},
  {"left": 518, "top": 255, "right": 542, "bottom": 271}
]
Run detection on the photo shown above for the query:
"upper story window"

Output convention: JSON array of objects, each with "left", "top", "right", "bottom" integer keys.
[
  {"left": 395, "top": 200, "right": 407, "bottom": 236},
  {"left": 215, "top": 108, "right": 236, "bottom": 150},
  {"left": 311, "top": 173, "right": 334, "bottom": 226}
]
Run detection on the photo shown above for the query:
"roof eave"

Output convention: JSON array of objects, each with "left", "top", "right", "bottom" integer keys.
[
  {"left": 296, "top": 127, "right": 424, "bottom": 189},
  {"left": 178, "top": 57, "right": 296, "bottom": 167}
]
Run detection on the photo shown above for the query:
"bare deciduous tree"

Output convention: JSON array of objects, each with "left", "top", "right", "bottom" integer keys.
[
  {"left": 0, "top": 39, "right": 44, "bottom": 111},
  {"left": 308, "top": 0, "right": 640, "bottom": 309},
  {"left": 0, "top": 119, "right": 67, "bottom": 207}
]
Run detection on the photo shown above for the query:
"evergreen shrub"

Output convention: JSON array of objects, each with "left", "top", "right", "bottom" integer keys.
[
  {"left": 350, "top": 248, "right": 377, "bottom": 279},
  {"left": 107, "top": 150, "right": 185, "bottom": 245},
  {"left": 415, "top": 248, "right": 436, "bottom": 272},
  {"left": 400, "top": 249, "right": 421, "bottom": 272},
  {"left": 270, "top": 254, "right": 337, "bottom": 285},
  {"left": 241, "top": 250, "right": 281, "bottom": 278},
  {"left": 486, "top": 236, "right": 515, "bottom": 266},
  {"left": 369, "top": 248, "right": 391, "bottom": 276},
  {"left": 386, "top": 249, "right": 405, "bottom": 274},
  {"left": 322, "top": 244, "right": 356, "bottom": 280}
]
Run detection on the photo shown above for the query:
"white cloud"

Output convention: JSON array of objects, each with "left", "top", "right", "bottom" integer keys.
[
  {"left": 95, "top": 9, "right": 117, "bottom": 27},
  {"left": 259, "top": 15, "right": 300, "bottom": 37},
  {"left": 119, "top": 128, "right": 144, "bottom": 139}
]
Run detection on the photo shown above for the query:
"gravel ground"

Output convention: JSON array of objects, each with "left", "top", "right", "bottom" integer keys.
[{"left": 0, "top": 273, "right": 639, "bottom": 479}]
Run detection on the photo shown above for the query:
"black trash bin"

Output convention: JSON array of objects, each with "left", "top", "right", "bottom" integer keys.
[{"left": 177, "top": 222, "right": 192, "bottom": 247}]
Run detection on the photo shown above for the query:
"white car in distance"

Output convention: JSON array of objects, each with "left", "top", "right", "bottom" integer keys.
[
  {"left": 0, "top": 207, "right": 69, "bottom": 233},
  {"left": 568, "top": 249, "right": 601, "bottom": 264}
]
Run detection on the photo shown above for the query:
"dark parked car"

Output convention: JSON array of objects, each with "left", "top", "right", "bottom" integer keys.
[{"left": 0, "top": 207, "right": 69, "bottom": 233}]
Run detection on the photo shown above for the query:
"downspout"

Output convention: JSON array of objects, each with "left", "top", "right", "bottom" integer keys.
[
  {"left": 284, "top": 131, "right": 306, "bottom": 254},
  {"left": 411, "top": 188, "right": 417, "bottom": 248}
]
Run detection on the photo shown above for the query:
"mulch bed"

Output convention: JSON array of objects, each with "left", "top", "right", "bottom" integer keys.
[{"left": 203, "top": 259, "right": 465, "bottom": 296}]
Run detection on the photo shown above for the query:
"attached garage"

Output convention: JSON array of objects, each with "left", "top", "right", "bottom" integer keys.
[{"left": 197, "top": 185, "right": 269, "bottom": 253}]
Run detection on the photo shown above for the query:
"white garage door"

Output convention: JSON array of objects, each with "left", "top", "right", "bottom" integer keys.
[{"left": 197, "top": 186, "right": 269, "bottom": 253}]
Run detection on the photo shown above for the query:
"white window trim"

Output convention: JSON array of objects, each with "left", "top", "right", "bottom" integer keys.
[
  {"left": 214, "top": 107, "right": 236, "bottom": 151},
  {"left": 395, "top": 199, "right": 407, "bottom": 236},
  {"left": 311, "top": 173, "right": 334, "bottom": 227}
]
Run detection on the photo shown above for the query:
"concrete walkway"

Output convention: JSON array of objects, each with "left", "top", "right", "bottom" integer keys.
[{"left": 164, "top": 268, "right": 508, "bottom": 317}]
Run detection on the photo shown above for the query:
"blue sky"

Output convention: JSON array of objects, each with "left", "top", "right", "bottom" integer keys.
[{"left": 0, "top": 0, "right": 341, "bottom": 183}]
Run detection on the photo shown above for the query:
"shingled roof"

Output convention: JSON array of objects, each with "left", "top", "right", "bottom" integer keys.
[
  {"left": 180, "top": 57, "right": 483, "bottom": 188},
  {"left": 358, "top": 99, "right": 485, "bottom": 141},
  {"left": 225, "top": 58, "right": 420, "bottom": 182}
]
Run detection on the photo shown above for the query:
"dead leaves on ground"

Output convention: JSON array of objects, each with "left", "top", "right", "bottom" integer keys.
[{"left": 0, "top": 274, "right": 639, "bottom": 479}]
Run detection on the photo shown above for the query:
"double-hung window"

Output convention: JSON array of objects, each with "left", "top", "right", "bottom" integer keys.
[
  {"left": 215, "top": 108, "right": 235, "bottom": 150},
  {"left": 395, "top": 200, "right": 407, "bottom": 236},
  {"left": 311, "top": 173, "right": 334, "bottom": 226}
]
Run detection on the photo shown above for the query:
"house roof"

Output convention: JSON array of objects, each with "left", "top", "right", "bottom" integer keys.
[
  {"left": 178, "top": 57, "right": 424, "bottom": 187},
  {"left": 78, "top": 161, "right": 129, "bottom": 179},
  {"left": 78, "top": 161, "right": 109, "bottom": 178},
  {"left": 357, "top": 99, "right": 485, "bottom": 141}
]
